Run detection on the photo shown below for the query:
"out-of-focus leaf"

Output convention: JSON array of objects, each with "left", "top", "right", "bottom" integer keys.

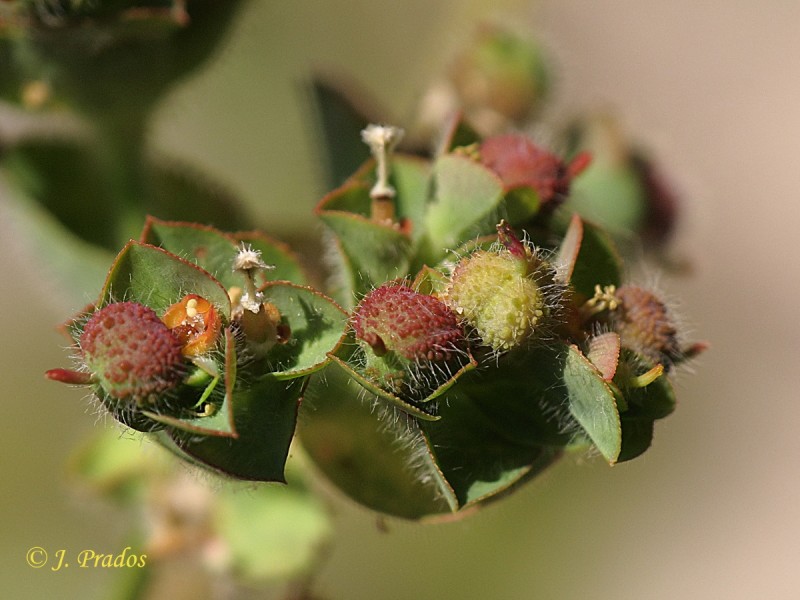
[
  {"left": 424, "top": 154, "right": 504, "bottom": 253},
  {"left": 309, "top": 77, "right": 376, "bottom": 188},
  {"left": 216, "top": 479, "right": 332, "bottom": 582},
  {"left": 21, "top": 0, "right": 246, "bottom": 118},
  {"left": 169, "top": 375, "right": 302, "bottom": 482},
  {"left": 148, "top": 158, "right": 252, "bottom": 232},
  {"left": 564, "top": 345, "right": 621, "bottom": 464},
  {"left": 299, "top": 366, "right": 453, "bottom": 520},
  {"left": 69, "top": 427, "right": 173, "bottom": 502},
  {"left": 569, "top": 218, "right": 622, "bottom": 299},
  {"left": 2, "top": 137, "right": 122, "bottom": 250},
  {"left": 0, "top": 172, "right": 112, "bottom": 306}
]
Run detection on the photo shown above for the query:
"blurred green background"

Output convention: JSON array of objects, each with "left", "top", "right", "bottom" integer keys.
[{"left": 3, "top": 1, "right": 800, "bottom": 598}]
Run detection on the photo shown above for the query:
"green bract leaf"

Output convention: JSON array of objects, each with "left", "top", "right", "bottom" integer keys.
[
  {"left": 391, "top": 155, "right": 433, "bottom": 245},
  {"left": 420, "top": 395, "right": 562, "bottom": 509},
  {"left": 564, "top": 345, "right": 622, "bottom": 464},
  {"left": 168, "top": 375, "right": 302, "bottom": 482},
  {"left": 101, "top": 241, "right": 231, "bottom": 318},
  {"left": 569, "top": 218, "right": 623, "bottom": 299},
  {"left": 141, "top": 217, "right": 240, "bottom": 287},
  {"left": 141, "top": 217, "right": 308, "bottom": 288},
  {"left": 463, "top": 346, "right": 576, "bottom": 448},
  {"left": 617, "top": 417, "right": 654, "bottom": 463},
  {"left": 316, "top": 209, "right": 411, "bottom": 304},
  {"left": 425, "top": 154, "right": 504, "bottom": 253},
  {"left": 299, "top": 366, "right": 452, "bottom": 520},
  {"left": 259, "top": 282, "right": 347, "bottom": 379}
]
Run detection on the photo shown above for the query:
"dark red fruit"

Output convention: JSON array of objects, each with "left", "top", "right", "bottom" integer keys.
[
  {"left": 480, "top": 134, "right": 586, "bottom": 205},
  {"left": 80, "top": 302, "right": 184, "bottom": 401},
  {"left": 352, "top": 284, "right": 464, "bottom": 361}
]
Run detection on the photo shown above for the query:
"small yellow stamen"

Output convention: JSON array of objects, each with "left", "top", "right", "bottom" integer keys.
[
  {"left": 185, "top": 298, "right": 198, "bottom": 318},
  {"left": 580, "top": 284, "right": 620, "bottom": 320}
]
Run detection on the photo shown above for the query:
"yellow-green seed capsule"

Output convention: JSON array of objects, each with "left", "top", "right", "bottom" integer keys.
[{"left": 443, "top": 222, "right": 553, "bottom": 352}]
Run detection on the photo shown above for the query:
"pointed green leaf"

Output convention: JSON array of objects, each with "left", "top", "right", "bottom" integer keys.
[
  {"left": 463, "top": 345, "right": 577, "bottom": 448},
  {"left": 260, "top": 282, "right": 348, "bottom": 379},
  {"left": 420, "top": 394, "right": 562, "bottom": 509},
  {"left": 617, "top": 417, "right": 654, "bottom": 463},
  {"left": 564, "top": 345, "right": 621, "bottom": 464},
  {"left": 425, "top": 154, "right": 505, "bottom": 252},
  {"left": 317, "top": 210, "right": 411, "bottom": 303},
  {"left": 169, "top": 375, "right": 302, "bottom": 482},
  {"left": 101, "top": 241, "right": 231, "bottom": 318},
  {"left": 141, "top": 217, "right": 241, "bottom": 288},
  {"left": 391, "top": 155, "right": 432, "bottom": 245},
  {"left": 569, "top": 218, "right": 623, "bottom": 299},
  {"left": 298, "top": 366, "right": 453, "bottom": 519}
]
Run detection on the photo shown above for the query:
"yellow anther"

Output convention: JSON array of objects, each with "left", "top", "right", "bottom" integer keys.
[{"left": 185, "top": 298, "right": 198, "bottom": 318}]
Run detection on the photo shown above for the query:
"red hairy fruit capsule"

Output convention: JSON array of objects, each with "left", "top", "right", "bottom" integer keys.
[
  {"left": 80, "top": 302, "right": 185, "bottom": 401},
  {"left": 352, "top": 284, "right": 465, "bottom": 362},
  {"left": 479, "top": 134, "right": 589, "bottom": 206},
  {"left": 612, "top": 285, "right": 681, "bottom": 367}
]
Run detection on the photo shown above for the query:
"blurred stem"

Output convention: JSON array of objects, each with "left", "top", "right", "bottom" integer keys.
[{"left": 93, "top": 111, "right": 150, "bottom": 245}]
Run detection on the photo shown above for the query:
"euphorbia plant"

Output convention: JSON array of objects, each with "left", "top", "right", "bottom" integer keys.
[
  {"left": 48, "top": 121, "right": 704, "bottom": 520},
  {"left": 1, "top": 3, "right": 705, "bottom": 591}
]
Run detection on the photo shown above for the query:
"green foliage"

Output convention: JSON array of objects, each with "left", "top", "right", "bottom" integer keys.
[{"left": 26, "top": 17, "right": 702, "bottom": 594}]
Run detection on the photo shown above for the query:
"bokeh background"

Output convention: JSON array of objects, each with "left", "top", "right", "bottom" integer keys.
[{"left": 3, "top": 1, "right": 800, "bottom": 598}]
